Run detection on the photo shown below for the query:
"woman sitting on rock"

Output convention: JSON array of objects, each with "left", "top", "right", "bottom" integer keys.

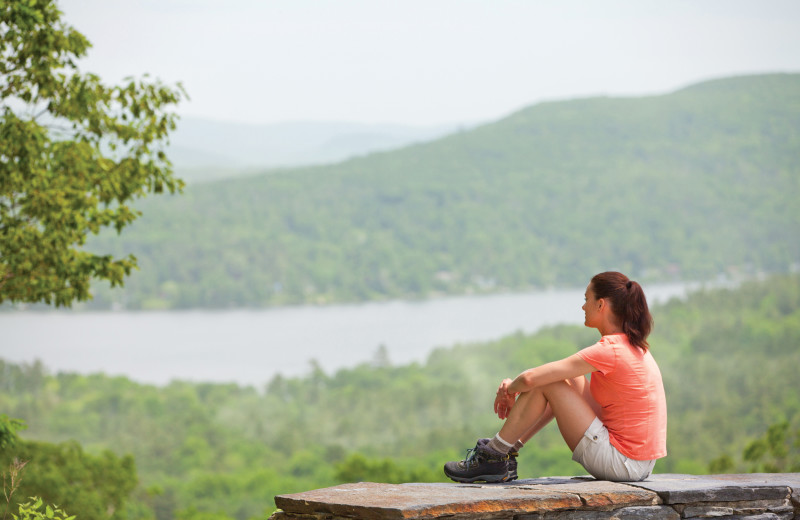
[{"left": 444, "top": 271, "right": 667, "bottom": 483}]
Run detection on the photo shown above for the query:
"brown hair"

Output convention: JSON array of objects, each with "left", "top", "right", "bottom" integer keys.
[{"left": 590, "top": 271, "right": 653, "bottom": 351}]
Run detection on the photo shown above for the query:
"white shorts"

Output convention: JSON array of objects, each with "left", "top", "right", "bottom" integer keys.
[{"left": 571, "top": 417, "right": 655, "bottom": 482}]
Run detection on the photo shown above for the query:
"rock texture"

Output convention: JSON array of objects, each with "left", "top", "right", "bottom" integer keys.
[{"left": 271, "top": 474, "right": 800, "bottom": 520}]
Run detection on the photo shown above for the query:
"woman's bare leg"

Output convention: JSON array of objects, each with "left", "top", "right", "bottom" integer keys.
[
  {"left": 518, "top": 403, "right": 553, "bottom": 444},
  {"left": 499, "top": 376, "right": 597, "bottom": 451}
]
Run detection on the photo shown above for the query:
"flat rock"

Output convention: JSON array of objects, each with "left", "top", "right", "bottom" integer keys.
[
  {"left": 275, "top": 478, "right": 658, "bottom": 520},
  {"left": 273, "top": 474, "right": 800, "bottom": 520},
  {"left": 627, "top": 473, "right": 800, "bottom": 504}
]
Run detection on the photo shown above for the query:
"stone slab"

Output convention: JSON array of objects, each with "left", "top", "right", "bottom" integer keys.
[
  {"left": 274, "top": 479, "right": 659, "bottom": 520},
  {"left": 277, "top": 482, "right": 577, "bottom": 520},
  {"left": 507, "top": 477, "right": 660, "bottom": 508},
  {"left": 627, "top": 474, "right": 800, "bottom": 505},
  {"left": 273, "top": 474, "right": 800, "bottom": 520}
]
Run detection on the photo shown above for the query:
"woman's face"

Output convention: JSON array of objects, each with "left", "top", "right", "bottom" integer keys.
[{"left": 582, "top": 283, "right": 602, "bottom": 329}]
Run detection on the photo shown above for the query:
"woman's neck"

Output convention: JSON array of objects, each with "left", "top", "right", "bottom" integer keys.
[{"left": 598, "top": 321, "right": 624, "bottom": 337}]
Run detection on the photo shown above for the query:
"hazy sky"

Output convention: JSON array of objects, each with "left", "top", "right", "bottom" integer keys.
[{"left": 60, "top": 0, "right": 800, "bottom": 127}]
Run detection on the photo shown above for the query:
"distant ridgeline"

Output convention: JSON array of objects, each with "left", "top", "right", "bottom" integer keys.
[{"left": 83, "top": 73, "right": 799, "bottom": 310}]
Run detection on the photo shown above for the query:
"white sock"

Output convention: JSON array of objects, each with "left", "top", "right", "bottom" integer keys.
[{"left": 487, "top": 433, "right": 514, "bottom": 454}]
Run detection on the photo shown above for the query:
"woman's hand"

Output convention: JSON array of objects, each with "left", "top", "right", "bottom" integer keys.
[{"left": 494, "top": 378, "right": 517, "bottom": 420}]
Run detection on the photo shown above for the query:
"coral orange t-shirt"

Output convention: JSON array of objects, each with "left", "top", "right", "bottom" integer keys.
[{"left": 577, "top": 333, "right": 667, "bottom": 461}]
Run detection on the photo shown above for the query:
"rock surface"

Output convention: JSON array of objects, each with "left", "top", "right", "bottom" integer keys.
[{"left": 271, "top": 474, "right": 800, "bottom": 520}]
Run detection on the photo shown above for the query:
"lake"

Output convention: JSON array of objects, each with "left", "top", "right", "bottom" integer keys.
[{"left": 0, "top": 283, "right": 698, "bottom": 387}]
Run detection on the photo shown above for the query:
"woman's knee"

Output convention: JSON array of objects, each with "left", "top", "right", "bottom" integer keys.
[
  {"left": 520, "top": 379, "right": 587, "bottom": 406},
  {"left": 540, "top": 380, "right": 596, "bottom": 418},
  {"left": 542, "top": 379, "right": 579, "bottom": 395}
]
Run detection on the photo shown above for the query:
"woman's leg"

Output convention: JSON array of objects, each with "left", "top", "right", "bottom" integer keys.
[
  {"left": 518, "top": 403, "right": 553, "bottom": 444},
  {"left": 499, "top": 376, "right": 597, "bottom": 451},
  {"left": 444, "top": 376, "right": 597, "bottom": 483}
]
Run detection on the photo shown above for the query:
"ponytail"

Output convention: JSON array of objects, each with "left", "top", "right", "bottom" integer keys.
[{"left": 590, "top": 272, "right": 653, "bottom": 351}]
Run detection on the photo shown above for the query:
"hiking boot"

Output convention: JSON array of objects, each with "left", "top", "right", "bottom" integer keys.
[
  {"left": 443, "top": 440, "right": 515, "bottom": 483},
  {"left": 477, "top": 438, "right": 519, "bottom": 480}
]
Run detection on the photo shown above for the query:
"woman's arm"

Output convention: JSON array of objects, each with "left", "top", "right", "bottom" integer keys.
[
  {"left": 494, "top": 354, "right": 595, "bottom": 418},
  {"left": 508, "top": 354, "right": 595, "bottom": 394}
]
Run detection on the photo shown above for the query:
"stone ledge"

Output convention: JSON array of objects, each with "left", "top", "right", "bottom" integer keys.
[{"left": 271, "top": 474, "right": 800, "bottom": 520}]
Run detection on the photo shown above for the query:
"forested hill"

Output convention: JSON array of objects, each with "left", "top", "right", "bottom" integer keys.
[{"left": 87, "top": 73, "right": 800, "bottom": 309}]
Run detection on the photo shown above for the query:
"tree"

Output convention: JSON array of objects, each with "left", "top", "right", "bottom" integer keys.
[
  {"left": 0, "top": 0, "right": 186, "bottom": 306},
  {"left": 743, "top": 421, "right": 800, "bottom": 473},
  {"left": 0, "top": 415, "right": 25, "bottom": 452},
  {"left": 1, "top": 439, "right": 138, "bottom": 520}
]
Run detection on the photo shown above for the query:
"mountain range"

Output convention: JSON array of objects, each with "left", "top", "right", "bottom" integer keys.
[{"left": 82, "top": 72, "right": 800, "bottom": 310}]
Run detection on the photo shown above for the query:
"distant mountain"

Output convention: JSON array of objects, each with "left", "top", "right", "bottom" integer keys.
[
  {"left": 168, "top": 118, "right": 469, "bottom": 181},
  {"left": 84, "top": 73, "right": 800, "bottom": 310}
]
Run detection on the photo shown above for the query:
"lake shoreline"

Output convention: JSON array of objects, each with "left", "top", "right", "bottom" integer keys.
[{"left": 0, "top": 279, "right": 741, "bottom": 388}]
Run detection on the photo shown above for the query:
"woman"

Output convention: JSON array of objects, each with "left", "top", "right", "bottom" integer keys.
[{"left": 444, "top": 271, "right": 667, "bottom": 482}]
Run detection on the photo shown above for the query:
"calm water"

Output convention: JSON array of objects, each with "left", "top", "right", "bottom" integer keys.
[{"left": 1, "top": 284, "right": 696, "bottom": 387}]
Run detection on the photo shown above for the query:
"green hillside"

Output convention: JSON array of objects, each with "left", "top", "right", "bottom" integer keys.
[
  {"left": 3, "top": 274, "right": 799, "bottom": 520},
  {"left": 87, "top": 73, "right": 800, "bottom": 309}
]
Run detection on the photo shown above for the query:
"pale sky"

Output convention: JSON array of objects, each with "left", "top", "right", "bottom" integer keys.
[{"left": 60, "top": 0, "right": 800, "bottom": 127}]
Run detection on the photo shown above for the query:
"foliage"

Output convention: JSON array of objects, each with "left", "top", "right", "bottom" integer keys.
[
  {"left": 334, "top": 453, "right": 441, "bottom": 484},
  {"left": 0, "top": 440, "right": 136, "bottom": 520},
  {"left": 11, "top": 498, "right": 74, "bottom": 520},
  {"left": 0, "top": 417, "right": 25, "bottom": 452},
  {"left": 0, "top": 0, "right": 185, "bottom": 307},
  {"left": 742, "top": 422, "right": 800, "bottom": 473},
  {"left": 716, "top": 421, "right": 800, "bottom": 474},
  {"left": 710, "top": 420, "right": 800, "bottom": 474},
  {"left": 0, "top": 273, "right": 798, "bottom": 519},
  {"left": 79, "top": 73, "right": 800, "bottom": 310}
]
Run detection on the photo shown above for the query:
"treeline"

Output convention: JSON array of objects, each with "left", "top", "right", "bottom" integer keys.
[
  {"left": 72, "top": 73, "right": 800, "bottom": 310},
  {"left": 2, "top": 273, "right": 799, "bottom": 520}
]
